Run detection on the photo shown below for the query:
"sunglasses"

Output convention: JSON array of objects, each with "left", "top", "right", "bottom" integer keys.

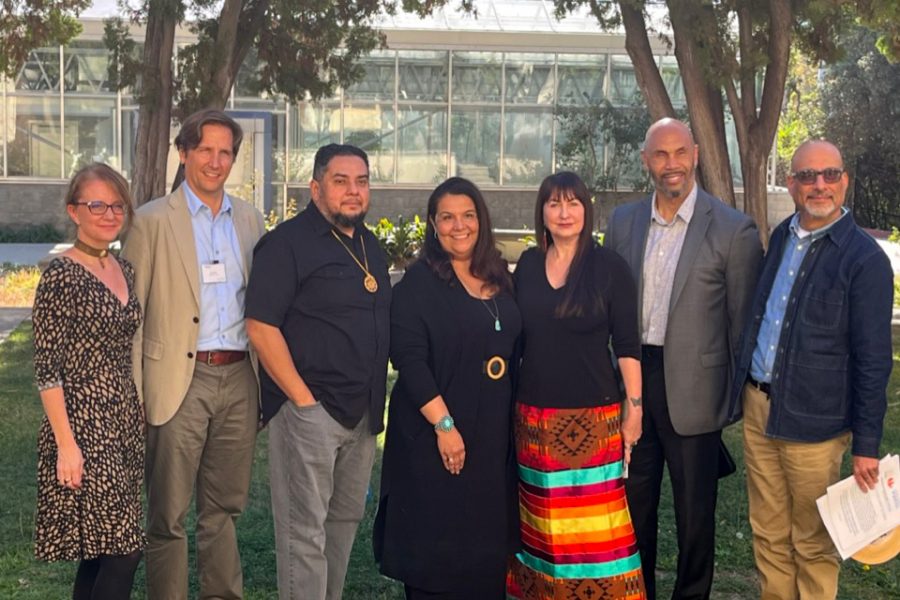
[
  {"left": 791, "top": 168, "right": 844, "bottom": 185},
  {"left": 74, "top": 201, "right": 127, "bottom": 216}
]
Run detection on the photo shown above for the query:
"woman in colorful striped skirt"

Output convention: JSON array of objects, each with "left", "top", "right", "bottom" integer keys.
[{"left": 508, "top": 172, "right": 646, "bottom": 599}]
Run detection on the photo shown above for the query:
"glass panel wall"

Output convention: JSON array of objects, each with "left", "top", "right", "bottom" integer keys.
[
  {"left": 64, "top": 41, "right": 112, "bottom": 92},
  {"left": 503, "top": 108, "right": 552, "bottom": 185},
  {"left": 610, "top": 55, "right": 638, "bottom": 103},
  {"left": 343, "top": 104, "right": 396, "bottom": 183},
  {"left": 0, "top": 38, "right": 751, "bottom": 190},
  {"left": 63, "top": 96, "right": 116, "bottom": 175},
  {"left": 397, "top": 106, "right": 447, "bottom": 184},
  {"left": 506, "top": 53, "right": 555, "bottom": 105},
  {"left": 6, "top": 95, "right": 61, "bottom": 177},
  {"left": 452, "top": 52, "right": 502, "bottom": 104},
  {"left": 291, "top": 103, "right": 340, "bottom": 181},
  {"left": 558, "top": 54, "right": 605, "bottom": 106},
  {"left": 451, "top": 107, "right": 500, "bottom": 185},
  {"left": 659, "top": 56, "right": 686, "bottom": 107},
  {"left": 398, "top": 51, "right": 448, "bottom": 102},
  {"left": 15, "top": 47, "right": 61, "bottom": 91},
  {"left": 346, "top": 50, "right": 395, "bottom": 103}
]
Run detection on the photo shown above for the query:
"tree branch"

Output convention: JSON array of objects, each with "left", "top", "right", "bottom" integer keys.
[{"left": 620, "top": 0, "right": 676, "bottom": 120}]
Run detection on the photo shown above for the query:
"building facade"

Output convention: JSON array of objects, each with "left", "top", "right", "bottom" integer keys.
[{"left": 2, "top": 2, "right": 775, "bottom": 232}]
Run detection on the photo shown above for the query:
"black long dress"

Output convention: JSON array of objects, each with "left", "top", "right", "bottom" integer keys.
[{"left": 374, "top": 260, "right": 522, "bottom": 596}]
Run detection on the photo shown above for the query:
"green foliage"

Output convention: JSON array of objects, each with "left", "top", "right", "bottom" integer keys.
[
  {"left": 0, "top": 0, "right": 89, "bottom": 78},
  {"left": 368, "top": 215, "right": 426, "bottom": 270},
  {"left": 855, "top": 0, "right": 900, "bottom": 63},
  {"left": 554, "top": 98, "right": 652, "bottom": 195},
  {"left": 821, "top": 25, "right": 900, "bottom": 230},
  {"left": 894, "top": 276, "right": 900, "bottom": 308},
  {"left": 265, "top": 197, "right": 299, "bottom": 231},
  {"left": 105, "top": 0, "right": 390, "bottom": 117},
  {"left": 0, "top": 264, "right": 41, "bottom": 307},
  {"left": 0, "top": 224, "right": 65, "bottom": 243},
  {"left": 776, "top": 48, "right": 826, "bottom": 184},
  {"left": 102, "top": 18, "right": 142, "bottom": 92}
]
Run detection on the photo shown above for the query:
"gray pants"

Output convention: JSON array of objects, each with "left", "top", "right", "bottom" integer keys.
[
  {"left": 269, "top": 401, "right": 376, "bottom": 600},
  {"left": 145, "top": 359, "right": 258, "bottom": 600}
]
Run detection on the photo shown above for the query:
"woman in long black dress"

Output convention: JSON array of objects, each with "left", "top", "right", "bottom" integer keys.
[
  {"left": 507, "top": 172, "right": 646, "bottom": 599},
  {"left": 32, "top": 163, "right": 144, "bottom": 599},
  {"left": 374, "top": 177, "right": 522, "bottom": 599}
]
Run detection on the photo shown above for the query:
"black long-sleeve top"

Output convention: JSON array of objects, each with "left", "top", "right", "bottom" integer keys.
[{"left": 514, "top": 244, "right": 640, "bottom": 408}]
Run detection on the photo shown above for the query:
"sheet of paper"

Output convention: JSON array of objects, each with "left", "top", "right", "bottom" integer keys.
[{"left": 816, "top": 454, "right": 900, "bottom": 559}]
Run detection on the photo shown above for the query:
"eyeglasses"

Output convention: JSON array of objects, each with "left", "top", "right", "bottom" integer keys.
[
  {"left": 73, "top": 201, "right": 127, "bottom": 216},
  {"left": 791, "top": 168, "right": 844, "bottom": 185}
]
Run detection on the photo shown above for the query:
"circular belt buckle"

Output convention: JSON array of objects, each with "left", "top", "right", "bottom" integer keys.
[{"left": 485, "top": 355, "right": 507, "bottom": 381}]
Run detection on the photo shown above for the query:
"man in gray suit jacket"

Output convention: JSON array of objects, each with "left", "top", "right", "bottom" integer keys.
[
  {"left": 605, "top": 119, "right": 762, "bottom": 599},
  {"left": 123, "top": 110, "right": 266, "bottom": 599}
]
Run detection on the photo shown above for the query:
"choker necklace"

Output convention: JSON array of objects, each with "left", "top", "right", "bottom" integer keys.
[
  {"left": 331, "top": 230, "right": 378, "bottom": 293},
  {"left": 74, "top": 239, "right": 110, "bottom": 268},
  {"left": 458, "top": 277, "right": 502, "bottom": 331}
]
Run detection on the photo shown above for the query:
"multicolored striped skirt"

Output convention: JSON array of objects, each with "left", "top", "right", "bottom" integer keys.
[{"left": 507, "top": 402, "right": 646, "bottom": 600}]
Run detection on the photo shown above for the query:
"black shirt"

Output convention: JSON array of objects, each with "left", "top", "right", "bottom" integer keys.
[
  {"left": 514, "top": 244, "right": 640, "bottom": 408},
  {"left": 245, "top": 201, "right": 391, "bottom": 432}
]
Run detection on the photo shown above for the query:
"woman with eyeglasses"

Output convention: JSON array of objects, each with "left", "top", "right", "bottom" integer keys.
[{"left": 32, "top": 163, "right": 144, "bottom": 599}]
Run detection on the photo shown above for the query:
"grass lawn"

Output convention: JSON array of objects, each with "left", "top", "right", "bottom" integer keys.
[{"left": 1, "top": 321, "right": 898, "bottom": 599}]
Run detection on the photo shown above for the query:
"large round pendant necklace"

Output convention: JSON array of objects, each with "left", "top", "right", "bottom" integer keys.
[{"left": 331, "top": 229, "right": 378, "bottom": 293}]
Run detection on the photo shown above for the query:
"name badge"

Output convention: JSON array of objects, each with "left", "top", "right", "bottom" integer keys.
[{"left": 201, "top": 262, "right": 227, "bottom": 283}]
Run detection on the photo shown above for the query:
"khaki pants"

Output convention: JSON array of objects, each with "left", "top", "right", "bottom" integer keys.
[
  {"left": 742, "top": 383, "right": 849, "bottom": 600},
  {"left": 145, "top": 359, "right": 259, "bottom": 600}
]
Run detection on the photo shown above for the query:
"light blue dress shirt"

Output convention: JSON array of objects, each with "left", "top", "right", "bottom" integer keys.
[
  {"left": 184, "top": 184, "right": 249, "bottom": 351},
  {"left": 749, "top": 209, "right": 848, "bottom": 383}
]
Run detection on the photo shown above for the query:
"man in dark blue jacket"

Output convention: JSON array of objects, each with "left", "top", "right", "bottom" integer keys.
[{"left": 729, "top": 140, "right": 893, "bottom": 599}]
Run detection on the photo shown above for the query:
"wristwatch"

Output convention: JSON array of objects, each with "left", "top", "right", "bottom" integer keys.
[{"left": 434, "top": 415, "right": 455, "bottom": 433}]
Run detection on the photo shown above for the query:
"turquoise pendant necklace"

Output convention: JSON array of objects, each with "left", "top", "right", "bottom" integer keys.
[{"left": 481, "top": 297, "right": 502, "bottom": 332}]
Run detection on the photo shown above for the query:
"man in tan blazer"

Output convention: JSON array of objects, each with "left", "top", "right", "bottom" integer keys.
[{"left": 122, "top": 109, "right": 265, "bottom": 600}]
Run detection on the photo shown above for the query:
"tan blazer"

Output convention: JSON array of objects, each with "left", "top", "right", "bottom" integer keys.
[{"left": 122, "top": 185, "right": 266, "bottom": 426}]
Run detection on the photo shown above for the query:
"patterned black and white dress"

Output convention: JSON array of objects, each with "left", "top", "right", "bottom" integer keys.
[{"left": 32, "top": 256, "right": 145, "bottom": 561}]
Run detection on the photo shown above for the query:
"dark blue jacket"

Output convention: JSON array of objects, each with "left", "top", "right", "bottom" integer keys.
[{"left": 729, "top": 213, "right": 893, "bottom": 457}]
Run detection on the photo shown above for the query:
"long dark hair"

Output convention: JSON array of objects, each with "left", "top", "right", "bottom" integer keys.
[
  {"left": 421, "top": 177, "right": 512, "bottom": 294},
  {"left": 535, "top": 171, "right": 601, "bottom": 318}
]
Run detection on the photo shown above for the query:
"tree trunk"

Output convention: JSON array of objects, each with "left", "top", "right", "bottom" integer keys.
[
  {"left": 742, "top": 150, "right": 770, "bottom": 248},
  {"left": 131, "top": 1, "right": 177, "bottom": 206},
  {"left": 201, "top": 0, "right": 245, "bottom": 109},
  {"left": 668, "top": 0, "right": 736, "bottom": 207},
  {"left": 620, "top": 2, "right": 675, "bottom": 120}
]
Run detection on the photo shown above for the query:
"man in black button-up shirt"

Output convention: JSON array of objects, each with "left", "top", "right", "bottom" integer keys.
[{"left": 245, "top": 144, "right": 391, "bottom": 600}]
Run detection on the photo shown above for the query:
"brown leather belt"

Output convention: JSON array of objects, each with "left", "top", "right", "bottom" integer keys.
[{"left": 196, "top": 350, "right": 247, "bottom": 366}]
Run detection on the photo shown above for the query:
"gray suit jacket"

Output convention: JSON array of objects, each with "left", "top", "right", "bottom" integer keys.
[
  {"left": 122, "top": 185, "right": 266, "bottom": 426},
  {"left": 605, "top": 188, "right": 762, "bottom": 435}
]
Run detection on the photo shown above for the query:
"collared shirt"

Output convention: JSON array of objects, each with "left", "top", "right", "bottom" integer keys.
[
  {"left": 641, "top": 182, "right": 698, "bottom": 345},
  {"left": 750, "top": 209, "right": 848, "bottom": 382},
  {"left": 244, "top": 201, "right": 392, "bottom": 433},
  {"left": 184, "top": 184, "right": 249, "bottom": 351}
]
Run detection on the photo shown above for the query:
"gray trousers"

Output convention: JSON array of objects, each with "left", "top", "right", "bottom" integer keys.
[
  {"left": 145, "top": 359, "right": 258, "bottom": 600},
  {"left": 269, "top": 401, "right": 376, "bottom": 600}
]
